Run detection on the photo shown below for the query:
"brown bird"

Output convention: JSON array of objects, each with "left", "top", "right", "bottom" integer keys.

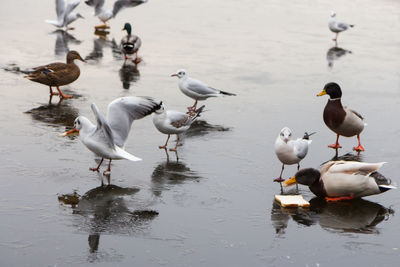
[{"left": 25, "top": 50, "right": 85, "bottom": 98}]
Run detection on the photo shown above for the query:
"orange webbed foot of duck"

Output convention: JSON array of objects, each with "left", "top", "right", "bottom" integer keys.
[
  {"left": 326, "top": 195, "right": 354, "bottom": 202},
  {"left": 353, "top": 145, "right": 365, "bottom": 152},
  {"left": 328, "top": 143, "right": 342, "bottom": 149}
]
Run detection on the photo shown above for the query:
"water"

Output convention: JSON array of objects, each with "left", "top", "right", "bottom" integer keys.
[{"left": 0, "top": 0, "right": 400, "bottom": 266}]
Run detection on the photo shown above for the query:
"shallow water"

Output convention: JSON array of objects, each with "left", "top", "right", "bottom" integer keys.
[{"left": 0, "top": 0, "right": 400, "bottom": 266}]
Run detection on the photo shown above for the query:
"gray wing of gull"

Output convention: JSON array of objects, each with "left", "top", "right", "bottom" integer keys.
[
  {"left": 293, "top": 139, "right": 310, "bottom": 159},
  {"left": 112, "top": 0, "right": 147, "bottom": 17},
  {"left": 63, "top": 0, "right": 80, "bottom": 23},
  {"left": 86, "top": 0, "right": 105, "bottom": 15},
  {"left": 55, "top": 0, "right": 66, "bottom": 21},
  {"left": 106, "top": 96, "right": 160, "bottom": 147},
  {"left": 91, "top": 103, "right": 115, "bottom": 149},
  {"left": 337, "top": 22, "right": 350, "bottom": 31},
  {"left": 187, "top": 78, "right": 219, "bottom": 96},
  {"left": 167, "top": 110, "right": 190, "bottom": 128}
]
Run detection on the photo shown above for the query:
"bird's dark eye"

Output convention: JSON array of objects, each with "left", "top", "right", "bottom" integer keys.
[{"left": 280, "top": 133, "right": 284, "bottom": 136}]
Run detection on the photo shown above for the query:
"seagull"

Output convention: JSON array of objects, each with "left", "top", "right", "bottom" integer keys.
[
  {"left": 120, "top": 22, "right": 142, "bottom": 64},
  {"left": 274, "top": 127, "right": 314, "bottom": 185},
  {"left": 85, "top": 0, "right": 148, "bottom": 29},
  {"left": 153, "top": 103, "right": 205, "bottom": 151},
  {"left": 171, "top": 69, "right": 236, "bottom": 113},
  {"left": 60, "top": 96, "right": 161, "bottom": 174},
  {"left": 45, "top": 0, "right": 84, "bottom": 30},
  {"left": 328, "top": 12, "right": 354, "bottom": 41}
]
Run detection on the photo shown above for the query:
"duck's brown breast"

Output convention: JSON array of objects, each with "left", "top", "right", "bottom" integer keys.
[{"left": 323, "top": 99, "right": 346, "bottom": 131}]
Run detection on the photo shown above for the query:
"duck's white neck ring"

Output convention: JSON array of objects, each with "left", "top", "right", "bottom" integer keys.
[{"left": 329, "top": 98, "right": 341, "bottom": 101}]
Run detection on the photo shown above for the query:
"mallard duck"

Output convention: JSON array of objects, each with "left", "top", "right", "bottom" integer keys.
[
  {"left": 85, "top": 0, "right": 147, "bottom": 29},
  {"left": 285, "top": 161, "right": 396, "bottom": 201},
  {"left": 121, "top": 22, "right": 142, "bottom": 64},
  {"left": 45, "top": 0, "right": 84, "bottom": 30},
  {"left": 171, "top": 69, "right": 236, "bottom": 113},
  {"left": 328, "top": 12, "right": 354, "bottom": 41},
  {"left": 317, "top": 82, "right": 365, "bottom": 151},
  {"left": 60, "top": 97, "right": 161, "bottom": 174},
  {"left": 25, "top": 50, "right": 85, "bottom": 98},
  {"left": 274, "top": 127, "right": 314, "bottom": 183},
  {"left": 153, "top": 103, "right": 205, "bottom": 151}
]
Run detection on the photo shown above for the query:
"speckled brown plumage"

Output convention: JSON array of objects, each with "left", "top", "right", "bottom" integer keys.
[{"left": 25, "top": 50, "right": 85, "bottom": 98}]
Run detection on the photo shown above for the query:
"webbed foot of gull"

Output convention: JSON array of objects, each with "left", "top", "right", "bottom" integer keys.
[
  {"left": 274, "top": 177, "right": 285, "bottom": 183},
  {"left": 158, "top": 145, "right": 167, "bottom": 149}
]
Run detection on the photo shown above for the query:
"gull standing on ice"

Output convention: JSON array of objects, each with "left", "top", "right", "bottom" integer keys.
[
  {"left": 60, "top": 96, "right": 161, "bottom": 174},
  {"left": 46, "top": 0, "right": 84, "bottom": 30},
  {"left": 171, "top": 69, "right": 236, "bottom": 113},
  {"left": 328, "top": 12, "right": 354, "bottom": 41},
  {"left": 85, "top": 0, "right": 148, "bottom": 29},
  {"left": 153, "top": 103, "right": 205, "bottom": 151},
  {"left": 274, "top": 127, "right": 314, "bottom": 184}
]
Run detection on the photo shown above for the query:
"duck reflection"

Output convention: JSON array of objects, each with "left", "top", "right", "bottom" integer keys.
[
  {"left": 151, "top": 150, "right": 201, "bottom": 197},
  {"left": 325, "top": 151, "right": 363, "bottom": 164},
  {"left": 327, "top": 43, "right": 352, "bottom": 68},
  {"left": 85, "top": 36, "right": 121, "bottom": 61},
  {"left": 270, "top": 197, "right": 394, "bottom": 235},
  {"left": 184, "top": 119, "right": 231, "bottom": 138},
  {"left": 65, "top": 184, "right": 158, "bottom": 262},
  {"left": 24, "top": 96, "right": 79, "bottom": 127},
  {"left": 119, "top": 61, "right": 140, "bottom": 89},
  {"left": 52, "top": 30, "right": 82, "bottom": 56}
]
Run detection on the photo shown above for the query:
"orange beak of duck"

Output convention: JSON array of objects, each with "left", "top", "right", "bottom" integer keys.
[
  {"left": 59, "top": 128, "right": 79, "bottom": 137},
  {"left": 317, "top": 89, "right": 326, "bottom": 96},
  {"left": 284, "top": 176, "right": 297, "bottom": 187}
]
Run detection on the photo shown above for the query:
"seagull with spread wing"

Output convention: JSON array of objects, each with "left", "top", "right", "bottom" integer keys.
[
  {"left": 85, "top": 0, "right": 148, "bottom": 29},
  {"left": 46, "top": 0, "right": 84, "bottom": 30},
  {"left": 60, "top": 96, "right": 161, "bottom": 174}
]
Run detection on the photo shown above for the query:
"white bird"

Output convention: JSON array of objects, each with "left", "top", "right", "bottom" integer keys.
[
  {"left": 85, "top": 0, "right": 147, "bottom": 29},
  {"left": 171, "top": 69, "right": 236, "bottom": 113},
  {"left": 153, "top": 103, "right": 205, "bottom": 151},
  {"left": 285, "top": 161, "right": 396, "bottom": 200},
  {"left": 45, "top": 0, "right": 84, "bottom": 30},
  {"left": 274, "top": 127, "right": 314, "bottom": 184},
  {"left": 328, "top": 12, "right": 354, "bottom": 41},
  {"left": 60, "top": 96, "right": 161, "bottom": 174}
]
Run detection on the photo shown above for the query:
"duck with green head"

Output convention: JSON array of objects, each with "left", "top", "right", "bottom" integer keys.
[
  {"left": 121, "top": 22, "right": 142, "bottom": 64},
  {"left": 24, "top": 50, "right": 85, "bottom": 98},
  {"left": 317, "top": 82, "right": 366, "bottom": 151},
  {"left": 285, "top": 161, "right": 396, "bottom": 201}
]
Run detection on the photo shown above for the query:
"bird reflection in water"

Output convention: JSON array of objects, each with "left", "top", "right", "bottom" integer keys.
[
  {"left": 52, "top": 29, "right": 82, "bottom": 56},
  {"left": 151, "top": 149, "right": 201, "bottom": 197},
  {"left": 119, "top": 60, "right": 140, "bottom": 89},
  {"left": 183, "top": 119, "right": 231, "bottom": 138},
  {"left": 327, "top": 42, "right": 352, "bottom": 68},
  {"left": 270, "top": 197, "right": 394, "bottom": 235},
  {"left": 59, "top": 183, "right": 158, "bottom": 262},
  {"left": 85, "top": 33, "right": 121, "bottom": 61},
  {"left": 24, "top": 96, "right": 79, "bottom": 127}
]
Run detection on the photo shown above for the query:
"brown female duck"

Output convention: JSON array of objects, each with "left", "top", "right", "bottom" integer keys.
[
  {"left": 24, "top": 51, "right": 85, "bottom": 98},
  {"left": 317, "top": 82, "right": 365, "bottom": 151}
]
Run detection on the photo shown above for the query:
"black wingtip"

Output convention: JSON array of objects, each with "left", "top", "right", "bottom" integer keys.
[{"left": 219, "top": 90, "right": 236, "bottom": 96}]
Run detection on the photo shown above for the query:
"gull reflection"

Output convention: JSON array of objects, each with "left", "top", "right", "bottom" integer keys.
[
  {"left": 52, "top": 30, "right": 82, "bottom": 56},
  {"left": 327, "top": 43, "right": 352, "bottom": 68},
  {"left": 64, "top": 184, "right": 158, "bottom": 262},
  {"left": 184, "top": 119, "right": 231, "bottom": 138},
  {"left": 119, "top": 61, "right": 140, "bottom": 89},
  {"left": 85, "top": 36, "right": 121, "bottom": 61},
  {"left": 24, "top": 96, "right": 79, "bottom": 127},
  {"left": 151, "top": 149, "right": 201, "bottom": 197},
  {"left": 270, "top": 197, "right": 393, "bottom": 235}
]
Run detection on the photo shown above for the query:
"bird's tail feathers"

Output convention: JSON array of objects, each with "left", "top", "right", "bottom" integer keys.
[
  {"left": 115, "top": 146, "right": 142, "bottom": 161},
  {"left": 219, "top": 89, "right": 236, "bottom": 96}
]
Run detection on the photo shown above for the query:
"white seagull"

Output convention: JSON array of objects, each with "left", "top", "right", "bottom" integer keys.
[
  {"left": 60, "top": 96, "right": 161, "bottom": 174},
  {"left": 85, "top": 0, "right": 147, "bottom": 29},
  {"left": 171, "top": 69, "right": 236, "bottom": 113},
  {"left": 153, "top": 103, "right": 205, "bottom": 151},
  {"left": 274, "top": 127, "right": 314, "bottom": 184},
  {"left": 45, "top": 0, "right": 84, "bottom": 30},
  {"left": 328, "top": 12, "right": 354, "bottom": 41}
]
